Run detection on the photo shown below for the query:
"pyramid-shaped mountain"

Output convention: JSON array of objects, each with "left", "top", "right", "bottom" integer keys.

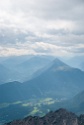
[
  {"left": 0, "top": 58, "right": 84, "bottom": 103},
  {"left": 24, "top": 58, "right": 84, "bottom": 98}
]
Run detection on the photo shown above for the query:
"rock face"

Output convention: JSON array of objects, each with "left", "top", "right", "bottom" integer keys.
[{"left": 5, "top": 108, "right": 84, "bottom": 125}]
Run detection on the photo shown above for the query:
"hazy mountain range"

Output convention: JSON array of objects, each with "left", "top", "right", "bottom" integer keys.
[
  {"left": 0, "top": 55, "right": 84, "bottom": 124},
  {"left": 0, "top": 64, "right": 23, "bottom": 84},
  {"left": 0, "top": 55, "right": 54, "bottom": 84},
  {"left": 63, "top": 55, "right": 84, "bottom": 71},
  {"left": 0, "top": 55, "right": 84, "bottom": 84},
  {"left": 0, "top": 56, "right": 84, "bottom": 124},
  {"left": 1, "top": 58, "right": 84, "bottom": 103}
]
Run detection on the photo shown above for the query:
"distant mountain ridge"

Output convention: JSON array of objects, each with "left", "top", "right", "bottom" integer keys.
[
  {"left": 4, "top": 108, "right": 84, "bottom": 125},
  {"left": 1, "top": 58, "right": 84, "bottom": 103},
  {"left": 24, "top": 58, "right": 84, "bottom": 98},
  {"left": 1, "top": 58, "right": 84, "bottom": 124},
  {"left": 0, "top": 55, "right": 54, "bottom": 83},
  {"left": 63, "top": 55, "right": 84, "bottom": 70},
  {"left": 0, "top": 64, "right": 23, "bottom": 84},
  {"left": 67, "top": 90, "right": 84, "bottom": 115},
  {"left": 16, "top": 55, "right": 54, "bottom": 80},
  {"left": 79, "top": 62, "right": 84, "bottom": 71}
]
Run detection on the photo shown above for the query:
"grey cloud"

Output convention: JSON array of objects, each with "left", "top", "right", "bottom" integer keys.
[
  {"left": 0, "top": 28, "right": 35, "bottom": 46},
  {"left": 0, "top": 0, "right": 84, "bottom": 56},
  {"left": 47, "top": 28, "right": 84, "bottom": 36},
  {"left": 47, "top": 29, "right": 70, "bottom": 36},
  {"left": 66, "top": 47, "right": 84, "bottom": 54},
  {"left": 8, "top": 0, "right": 84, "bottom": 21}
]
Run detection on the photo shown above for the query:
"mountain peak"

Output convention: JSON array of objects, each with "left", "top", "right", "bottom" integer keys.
[
  {"left": 5, "top": 108, "right": 84, "bottom": 125},
  {"left": 56, "top": 108, "right": 68, "bottom": 113},
  {"left": 52, "top": 58, "right": 68, "bottom": 66},
  {"left": 48, "top": 58, "right": 71, "bottom": 72}
]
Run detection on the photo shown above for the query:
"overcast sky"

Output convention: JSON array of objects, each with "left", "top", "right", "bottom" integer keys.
[{"left": 0, "top": 0, "right": 84, "bottom": 57}]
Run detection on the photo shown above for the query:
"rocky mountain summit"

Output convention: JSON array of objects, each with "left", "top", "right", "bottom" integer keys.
[{"left": 4, "top": 108, "right": 84, "bottom": 125}]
